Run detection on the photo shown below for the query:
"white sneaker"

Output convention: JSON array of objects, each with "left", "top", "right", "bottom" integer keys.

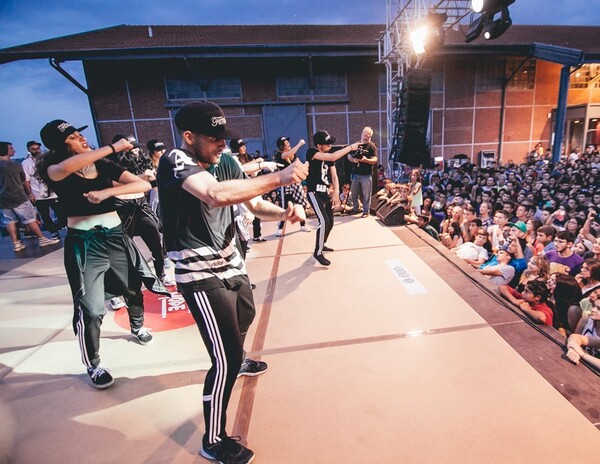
[
  {"left": 13, "top": 241, "right": 26, "bottom": 252},
  {"left": 300, "top": 225, "right": 311, "bottom": 232},
  {"left": 38, "top": 236, "right": 60, "bottom": 247},
  {"left": 275, "top": 229, "right": 283, "bottom": 237},
  {"left": 160, "top": 274, "right": 176, "bottom": 287},
  {"left": 108, "top": 297, "right": 126, "bottom": 310}
]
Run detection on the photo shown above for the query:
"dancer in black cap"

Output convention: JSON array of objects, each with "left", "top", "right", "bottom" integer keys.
[
  {"left": 36, "top": 120, "right": 168, "bottom": 389},
  {"left": 306, "top": 130, "right": 360, "bottom": 266},
  {"left": 273, "top": 136, "right": 310, "bottom": 237},
  {"left": 157, "top": 101, "right": 307, "bottom": 464}
]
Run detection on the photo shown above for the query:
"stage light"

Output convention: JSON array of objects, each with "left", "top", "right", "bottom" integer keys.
[
  {"left": 410, "top": 13, "right": 447, "bottom": 55},
  {"left": 472, "top": 0, "right": 515, "bottom": 14},
  {"left": 482, "top": 7, "right": 512, "bottom": 40},
  {"left": 465, "top": 13, "right": 488, "bottom": 43},
  {"left": 410, "top": 25, "right": 428, "bottom": 55},
  {"left": 471, "top": 0, "right": 485, "bottom": 13},
  {"left": 466, "top": 0, "right": 516, "bottom": 42}
]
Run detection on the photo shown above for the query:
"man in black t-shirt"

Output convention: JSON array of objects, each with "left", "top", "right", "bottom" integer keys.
[
  {"left": 157, "top": 101, "right": 307, "bottom": 463},
  {"left": 347, "top": 126, "right": 377, "bottom": 218},
  {"left": 306, "top": 130, "right": 360, "bottom": 266}
]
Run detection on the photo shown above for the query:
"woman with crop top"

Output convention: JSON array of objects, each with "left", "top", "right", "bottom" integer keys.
[{"left": 37, "top": 119, "right": 168, "bottom": 389}]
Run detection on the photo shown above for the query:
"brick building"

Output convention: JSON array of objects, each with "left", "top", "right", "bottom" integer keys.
[{"left": 0, "top": 24, "right": 599, "bottom": 168}]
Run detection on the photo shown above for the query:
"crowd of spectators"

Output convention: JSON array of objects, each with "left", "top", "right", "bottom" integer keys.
[{"left": 387, "top": 145, "right": 600, "bottom": 369}]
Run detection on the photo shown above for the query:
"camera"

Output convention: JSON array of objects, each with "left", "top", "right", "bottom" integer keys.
[{"left": 351, "top": 144, "right": 370, "bottom": 160}]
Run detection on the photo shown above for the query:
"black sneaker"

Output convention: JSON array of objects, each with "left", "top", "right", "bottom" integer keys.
[
  {"left": 201, "top": 435, "right": 255, "bottom": 464},
  {"left": 313, "top": 253, "right": 331, "bottom": 266},
  {"left": 237, "top": 358, "right": 268, "bottom": 378},
  {"left": 87, "top": 366, "right": 114, "bottom": 389},
  {"left": 132, "top": 327, "right": 153, "bottom": 345},
  {"left": 322, "top": 245, "right": 334, "bottom": 252}
]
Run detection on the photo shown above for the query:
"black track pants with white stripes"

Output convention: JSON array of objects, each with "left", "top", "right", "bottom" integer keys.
[
  {"left": 307, "top": 191, "right": 333, "bottom": 255},
  {"left": 181, "top": 277, "right": 256, "bottom": 443}
]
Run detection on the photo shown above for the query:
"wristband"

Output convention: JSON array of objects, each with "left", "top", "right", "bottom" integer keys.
[{"left": 109, "top": 144, "right": 116, "bottom": 154}]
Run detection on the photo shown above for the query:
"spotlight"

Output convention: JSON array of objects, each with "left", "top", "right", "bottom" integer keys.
[
  {"left": 410, "top": 12, "right": 448, "bottom": 55},
  {"left": 466, "top": 0, "right": 516, "bottom": 42},
  {"left": 471, "top": 0, "right": 485, "bottom": 13},
  {"left": 482, "top": 8, "right": 512, "bottom": 40},
  {"left": 410, "top": 25, "right": 428, "bottom": 55},
  {"left": 465, "top": 13, "right": 488, "bottom": 43},
  {"left": 472, "top": 0, "right": 515, "bottom": 14}
]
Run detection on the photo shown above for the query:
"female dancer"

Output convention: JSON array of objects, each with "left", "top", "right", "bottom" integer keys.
[
  {"left": 37, "top": 119, "right": 168, "bottom": 389},
  {"left": 274, "top": 136, "right": 310, "bottom": 236}
]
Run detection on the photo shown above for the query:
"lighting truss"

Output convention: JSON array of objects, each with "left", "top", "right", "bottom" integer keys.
[{"left": 378, "top": 0, "right": 473, "bottom": 168}]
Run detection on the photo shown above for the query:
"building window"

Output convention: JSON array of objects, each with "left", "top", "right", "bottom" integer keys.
[
  {"left": 506, "top": 58, "right": 536, "bottom": 90},
  {"left": 379, "top": 72, "right": 387, "bottom": 96},
  {"left": 570, "top": 64, "right": 600, "bottom": 89},
  {"left": 276, "top": 74, "right": 346, "bottom": 97},
  {"left": 476, "top": 59, "right": 504, "bottom": 91},
  {"left": 429, "top": 63, "right": 443, "bottom": 93},
  {"left": 166, "top": 77, "right": 242, "bottom": 100}
]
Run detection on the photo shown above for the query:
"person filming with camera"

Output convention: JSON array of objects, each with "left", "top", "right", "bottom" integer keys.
[{"left": 347, "top": 126, "right": 377, "bottom": 218}]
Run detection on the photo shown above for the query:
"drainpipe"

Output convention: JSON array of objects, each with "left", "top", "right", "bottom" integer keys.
[
  {"left": 499, "top": 58, "right": 528, "bottom": 163},
  {"left": 552, "top": 66, "right": 570, "bottom": 164}
]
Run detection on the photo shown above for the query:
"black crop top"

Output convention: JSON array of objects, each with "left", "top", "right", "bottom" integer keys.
[{"left": 50, "top": 159, "right": 125, "bottom": 217}]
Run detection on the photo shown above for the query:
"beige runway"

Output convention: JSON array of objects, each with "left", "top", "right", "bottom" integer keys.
[{"left": 1, "top": 214, "right": 598, "bottom": 464}]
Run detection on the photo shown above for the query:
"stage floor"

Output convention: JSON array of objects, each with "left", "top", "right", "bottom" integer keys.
[{"left": 1, "top": 214, "right": 598, "bottom": 464}]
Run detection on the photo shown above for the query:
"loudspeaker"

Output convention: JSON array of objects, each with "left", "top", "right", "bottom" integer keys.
[
  {"left": 369, "top": 196, "right": 387, "bottom": 215},
  {"left": 394, "top": 69, "right": 432, "bottom": 167},
  {"left": 400, "top": 70, "right": 431, "bottom": 125},
  {"left": 376, "top": 203, "right": 406, "bottom": 226}
]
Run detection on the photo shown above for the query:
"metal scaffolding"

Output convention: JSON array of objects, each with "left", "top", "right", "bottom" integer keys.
[{"left": 378, "top": 0, "right": 473, "bottom": 172}]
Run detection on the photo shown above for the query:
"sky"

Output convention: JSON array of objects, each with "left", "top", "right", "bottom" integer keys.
[{"left": 0, "top": 0, "right": 599, "bottom": 158}]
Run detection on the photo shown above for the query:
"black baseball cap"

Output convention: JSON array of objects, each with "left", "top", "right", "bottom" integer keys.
[
  {"left": 276, "top": 136, "right": 290, "bottom": 149},
  {"left": 26, "top": 140, "right": 42, "bottom": 149},
  {"left": 147, "top": 139, "right": 166, "bottom": 152},
  {"left": 40, "top": 119, "right": 88, "bottom": 150},
  {"left": 230, "top": 138, "right": 246, "bottom": 152},
  {"left": 313, "top": 130, "right": 336, "bottom": 146},
  {"left": 174, "top": 101, "right": 239, "bottom": 140},
  {"left": 112, "top": 133, "right": 141, "bottom": 148}
]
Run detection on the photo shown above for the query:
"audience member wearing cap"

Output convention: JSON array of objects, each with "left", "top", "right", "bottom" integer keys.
[
  {"left": 305, "top": 130, "right": 361, "bottom": 266},
  {"left": 507, "top": 220, "right": 535, "bottom": 262},
  {"left": 36, "top": 119, "right": 169, "bottom": 389},
  {"left": 0, "top": 140, "right": 61, "bottom": 252},
  {"left": 273, "top": 136, "right": 309, "bottom": 236},
  {"left": 156, "top": 101, "right": 308, "bottom": 462},
  {"left": 108, "top": 132, "right": 174, "bottom": 290},
  {"left": 21, "top": 139, "right": 66, "bottom": 239}
]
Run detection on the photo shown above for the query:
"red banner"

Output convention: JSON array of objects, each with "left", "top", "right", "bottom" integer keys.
[{"left": 114, "top": 289, "right": 195, "bottom": 332}]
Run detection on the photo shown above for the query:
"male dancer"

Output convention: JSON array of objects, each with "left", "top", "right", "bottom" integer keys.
[{"left": 157, "top": 101, "right": 307, "bottom": 463}]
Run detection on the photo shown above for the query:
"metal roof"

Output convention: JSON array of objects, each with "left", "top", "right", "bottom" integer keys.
[{"left": 0, "top": 24, "right": 598, "bottom": 65}]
